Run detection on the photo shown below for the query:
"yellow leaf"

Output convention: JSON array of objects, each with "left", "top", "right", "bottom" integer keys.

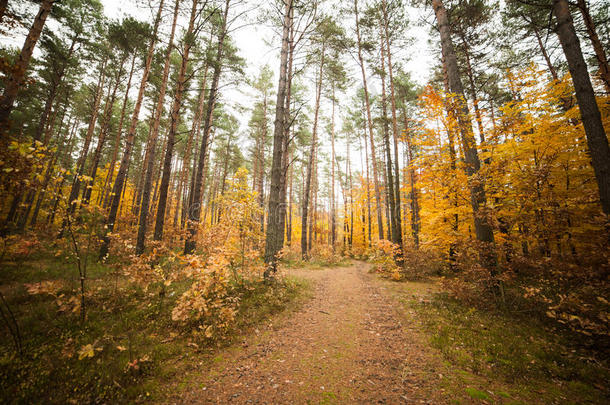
[{"left": 78, "top": 344, "right": 95, "bottom": 360}]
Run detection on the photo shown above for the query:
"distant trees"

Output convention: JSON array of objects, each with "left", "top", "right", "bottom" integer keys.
[{"left": 0, "top": 0, "right": 607, "bottom": 308}]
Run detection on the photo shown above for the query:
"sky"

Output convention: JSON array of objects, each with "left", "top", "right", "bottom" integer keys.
[{"left": 97, "top": 0, "right": 435, "bottom": 116}]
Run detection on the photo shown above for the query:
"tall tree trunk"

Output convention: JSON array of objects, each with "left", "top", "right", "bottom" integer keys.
[
  {"left": 380, "top": 28, "right": 399, "bottom": 252},
  {"left": 83, "top": 61, "right": 125, "bottom": 206},
  {"left": 433, "top": 0, "right": 498, "bottom": 281},
  {"left": 576, "top": 0, "right": 610, "bottom": 93},
  {"left": 0, "top": 0, "right": 54, "bottom": 136},
  {"left": 135, "top": 0, "right": 180, "bottom": 254},
  {"left": 382, "top": 0, "right": 403, "bottom": 252},
  {"left": 277, "top": 14, "right": 295, "bottom": 254},
  {"left": 257, "top": 92, "right": 268, "bottom": 231},
  {"left": 263, "top": 0, "right": 292, "bottom": 271},
  {"left": 65, "top": 59, "right": 107, "bottom": 215},
  {"left": 301, "top": 42, "right": 324, "bottom": 259},
  {"left": 184, "top": 0, "right": 231, "bottom": 254},
  {"left": 102, "top": 53, "right": 136, "bottom": 207},
  {"left": 354, "top": 0, "right": 383, "bottom": 241},
  {"left": 177, "top": 60, "right": 209, "bottom": 231},
  {"left": 99, "top": 0, "right": 165, "bottom": 260},
  {"left": 363, "top": 130, "right": 372, "bottom": 246},
  {"left": 154, "top": 0, "right": 199, "bottom": 242},
  {"left": 553, "top": 0, "right": 610, "bottom": 215},
  {"left": 330, "top": 86, "right": 336, "bottom": 249}
]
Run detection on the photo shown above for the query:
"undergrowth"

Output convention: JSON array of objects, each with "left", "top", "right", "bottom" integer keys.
[
  {"left": 0, "top": 252, "right": 307, "bottom": 404},
  {"left": 415, "top": 292, "right": 610, "bottom": 404}
]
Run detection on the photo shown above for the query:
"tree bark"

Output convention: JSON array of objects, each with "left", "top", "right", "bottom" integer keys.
[
  {"left": 263, "top": 0, "right": 292, "bottom": 271},
  {"left": 184, "top": 0, "right": 231, "bottom": 254},
  {"left": 379, "top": 27, "right": 400, "bottom": 254},
  {"left": 577, "top": 0, "right": 610, "bottom": 93},
  {"left": 101, "top": 53, "right": 136, "bottom": 207},
  {"left": 65, "top": 59, "right": 107, "bottom": 215},
  {"left": 301, "top": 42, "right": 324, "bottom": 259},
  {"left": 0, "top": 0, "right": 54, "bottom": 137},
  {"left": 135, "top": 0, "right": 180, "bottom": 254},
  {"left": 382, "top": 0, "right": 403, "bottom": 252},
  {"left": 432, "top": 0, "right": 498, "bottom": 274},
  {"left": 554, "top": 0, "right": 610, "bottom": 215},
  {"left": 154, "top": 0, "right": 199, "bottom": 242},
  {"left": 355, "top": 0, "right": 383, "bottom": 241},
  {"left": 83, "top": 60, "right": 125, "bottom": 206},
  {"left": 99, "top": 0, "right": 165, "bottom": 260}
]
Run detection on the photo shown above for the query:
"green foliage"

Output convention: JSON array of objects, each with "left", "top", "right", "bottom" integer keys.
[{"left": 416, "top": 293, "right": 610, "bottom": 403}]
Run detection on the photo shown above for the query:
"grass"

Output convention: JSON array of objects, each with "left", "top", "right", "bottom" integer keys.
[
  {"left": 0, "top": 252, "right": 309, "bottom": 404},
  {"left": 413, "top": 292, "right": 610, "bottom": 404}
]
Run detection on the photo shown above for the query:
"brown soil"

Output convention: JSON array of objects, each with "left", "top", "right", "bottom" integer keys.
[{"left": 171, "top": 261, "right": 447, "bottom": 404}]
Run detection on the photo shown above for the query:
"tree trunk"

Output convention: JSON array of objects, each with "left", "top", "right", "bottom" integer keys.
[
  {"left": 184, "top": 0, "right": 231, "bottom": 254},
  {"left": 330, "top": 86, "right": 336, "bottom": 250},
  {"left": 83, "top": 60, "right": 125, "bottom": 206},
  {"left": 263, "top": 0, "right": 292, "bottom": 271},
  {"left": 0, "top": 0, "right": 54, "bottom": 136},
  {"left": 154, "top": 0, "right": 198, "bottom": 242},
  {"left": 177, "top": 60, "right": 209, "bottom": 231},
  {"left": 99, "top": 0, "right": 165, "bottom": 260},
  {"left": 432, "top": 0, "right": 497, "bottom": 275},
  {"left": 380, "top": 28, "right": 399, "bottom": 253},
  {"left": 65, "top": 59, "right": 107, "bottom": 215},
  {"left": 355, "top": 0, "right": 383, "bottom": 241},
  {"left": 577, "top": 0, "right": 610, "bottom": 93},
  {"left": 382, "top": 0, "right": 403, "bottom": 251},
  {"left": 101, "top": 53, "right": 136, "bottom": 207},
  {"left": 554, "top": 0, "right": 610, "bottom": 215},
  {"left": 135, "top": 0, "right": 180, "bottom": 254},
  {"left": 301, "top": 42, "right": 324, "bottom": 259}
]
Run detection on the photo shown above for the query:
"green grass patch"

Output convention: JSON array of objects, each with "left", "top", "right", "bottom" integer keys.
[
  {"left": 0, "top": 254, "right": 309, "bottom": 404},
  {"left": 414, "top": 293, "right": 610, "bottom": 404}
]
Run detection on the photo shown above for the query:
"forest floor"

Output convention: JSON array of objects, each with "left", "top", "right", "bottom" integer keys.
[
  {"left": 2, "top": 257, "right": 607, "bottom": 403},
  {"left": 167, "top": 261, "right": 445, "bottom": 404},
  {"left": 161, "top": 261, "right": 609, "bottom": 404}
]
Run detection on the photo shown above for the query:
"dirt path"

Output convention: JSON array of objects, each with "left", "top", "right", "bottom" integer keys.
[{"left": 173, "top": 261, "right": 446, "bottom": 404}]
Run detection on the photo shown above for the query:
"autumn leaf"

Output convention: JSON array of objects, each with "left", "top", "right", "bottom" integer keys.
[{"left": 78, "top": 344, "right": 95, "bottom": 360}]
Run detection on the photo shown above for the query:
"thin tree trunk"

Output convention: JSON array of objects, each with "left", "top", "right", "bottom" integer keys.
[
  {"left": 177, "top": 53, "right": 209, "bottom": 230},
  {"left": 382, "top": 0, "right": 403, "bottom": 252},
  {"left": 380, "top": 28, "right": 399, "bottom": 251},
  {"left": 135, "top": 0, "right": 180, "bottom": 254},
  {"left": 355, "top": 0, "right": 383, "bottom": 241},
  {"left": 0, "top": 0, "right": 54, "bottom": 136},
  {"left": 65, "top": 59, "right": 107, "bottom": 215},
  {"left": 83, "top": 60, "right": 125, "bottom": 205},
  {"left": 99, "top": 0, "right": 165, "bottom": 260},
  {"left": 102, "top": 53, "right": 136, "bottom": 207},
  {"left": 577, "top": 0, "right": 610, "bottom": 93},
  {"left": 154, "top": 0, "right": 199, "bottom": 242},
  {"left": 301, "top": 42, "right": 324, "bottom": 259},
  {"left": 330, "top": 86, "right": 336, "bottom": 249},
  {"left": 184, "top": 0, "right": 231, "bottom": 254}
]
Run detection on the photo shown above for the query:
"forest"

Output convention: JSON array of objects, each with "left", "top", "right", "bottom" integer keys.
[{"left": 0, "top": 0, "right": 609, "bottom": 403}]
